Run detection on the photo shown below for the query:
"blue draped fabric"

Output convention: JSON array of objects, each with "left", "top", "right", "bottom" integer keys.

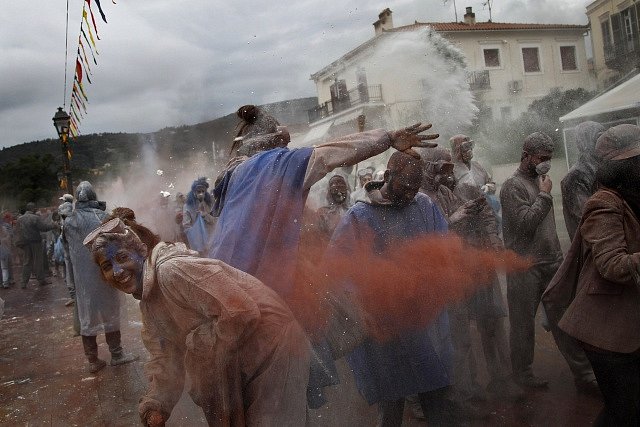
[
  {"left": 210, "top": 147, "right": 313, "bottom": 297},
  {"left": 209, "top": 147, "right": 342, "bottom": 407},
  {"left": 329, "top": 193, "right": 453, "bottom": 404}
]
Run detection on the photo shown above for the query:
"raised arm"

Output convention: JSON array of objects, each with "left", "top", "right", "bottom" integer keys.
[{"left": 304, "top": 123, "right": 439, "bottom": 190}]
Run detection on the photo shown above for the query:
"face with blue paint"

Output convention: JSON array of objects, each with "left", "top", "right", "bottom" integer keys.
[{"left": 96, "top": 241, "right": 146, "bottom": 298}]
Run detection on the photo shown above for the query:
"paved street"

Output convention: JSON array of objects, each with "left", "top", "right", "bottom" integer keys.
[{"left": 1, "top": 268, "right": 602, "bottom": 426}]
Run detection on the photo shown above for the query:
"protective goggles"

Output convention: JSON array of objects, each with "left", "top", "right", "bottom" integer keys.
[
  {"left": 460, "top": 140, "right": 474, "bottom": 152},
  {"left": 430, "top": 160, "right": 454, "bottom": 175}
]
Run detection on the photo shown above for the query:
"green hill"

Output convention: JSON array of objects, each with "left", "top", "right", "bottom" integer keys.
[{"left": 0, "top": 97, "right": 317, "bottom": 209}]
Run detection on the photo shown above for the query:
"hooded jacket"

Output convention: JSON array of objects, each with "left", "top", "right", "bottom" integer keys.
[
  {"left": 64, "top": 183, "right": 120, "bottom": 335},
  {"left": 561, "top": 121, "right": 605, "bottom": 240},
  {"left": 138, "top": 242, "right": 310, "bottom": 425}
]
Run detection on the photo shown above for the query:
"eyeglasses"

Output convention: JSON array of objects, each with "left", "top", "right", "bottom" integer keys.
[{"left": 460, "top": 140, "right": 474, "bottom": 152}]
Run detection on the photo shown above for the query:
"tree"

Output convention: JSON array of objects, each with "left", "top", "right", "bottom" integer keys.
[
  {"left": 471, "top": 87, "right": 595, "bottom": 164},
  {"left": 0, "top": 154, "right": 60, "bottom": 210}
]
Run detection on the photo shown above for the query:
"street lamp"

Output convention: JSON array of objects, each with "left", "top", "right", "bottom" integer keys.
[{"left": 52, "top": 107, "right": 73, "bottom": 196}]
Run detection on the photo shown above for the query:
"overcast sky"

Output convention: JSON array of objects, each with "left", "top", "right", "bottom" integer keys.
[{"left": 0, "top": 0, "right": 589, "bottom": 148}]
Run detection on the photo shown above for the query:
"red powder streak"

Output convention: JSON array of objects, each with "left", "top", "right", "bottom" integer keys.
[{"left": 288, "top": 226, "right": 531, "bottom": 343}]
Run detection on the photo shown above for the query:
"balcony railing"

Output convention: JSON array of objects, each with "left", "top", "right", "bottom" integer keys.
[
  {"left": 466, "top": 70, "right": 490, "bottom": 91},
  {"left": 308, "top": 84, "right": 383, "bottom": 124},
  {"left": 605, "top": 37, "right": 640, "bottom": 71}
]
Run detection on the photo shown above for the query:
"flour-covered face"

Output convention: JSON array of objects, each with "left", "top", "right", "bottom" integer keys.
[
  {"left": 329, "top": 178, "right": 348, "bottom": 204},
  {"left": 195, "top": 186, "right": 207, "bottom": 201},
  {"left": 96, "top": 242, "right": 145, "bottom": 298},
  {"left": 387, "top": 166, "right": 422, "bottom": 208}
]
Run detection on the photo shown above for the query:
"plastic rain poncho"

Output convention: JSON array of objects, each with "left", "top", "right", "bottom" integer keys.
[{"left": 64, "top": 183, "right": 122, "bottom": 335}]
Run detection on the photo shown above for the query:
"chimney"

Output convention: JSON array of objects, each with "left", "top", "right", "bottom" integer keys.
[
  {"left": 464, "top": 6, "right": 476, "bottom": 25},
  {"left": 373, "top": 8, "right": 394, "bottom": 36}
]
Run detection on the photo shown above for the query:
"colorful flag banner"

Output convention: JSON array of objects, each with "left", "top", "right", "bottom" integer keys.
[
  {"left": 84, "top": 0, "right": 100, "bottom": 40},
  {"left": 94, "top": 0, "right": 107, "bottom": 23},
  {"left": 67, "top": 0, "right": 113, "bottom": 136}
]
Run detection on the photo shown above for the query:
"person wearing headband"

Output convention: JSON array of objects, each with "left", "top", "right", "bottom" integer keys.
[{"left": 84, "top": 210, "right": 310, "bottom": 427}]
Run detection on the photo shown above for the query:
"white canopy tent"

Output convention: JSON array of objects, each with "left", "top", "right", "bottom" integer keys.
[
  {"left": 560, "top": 74, "right": 640, "bottom": 168},
  {"left": 560, "top": 74, "right": 640, "bottom": 123}
]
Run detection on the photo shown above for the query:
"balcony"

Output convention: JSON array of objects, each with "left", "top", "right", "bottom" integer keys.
[
  {"left": 604, "top": 37, "right": 640, "bottom": 71},
  {"left": 466, "top": 70, "right": 491, "bottom": 91},
  {"left": 308, "top": 84, "right": 383, "bottom": 124}
]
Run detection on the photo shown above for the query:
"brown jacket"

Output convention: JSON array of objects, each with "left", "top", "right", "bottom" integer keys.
[{"left": 549, "top": 188, "right": 640, "bottom": 353}]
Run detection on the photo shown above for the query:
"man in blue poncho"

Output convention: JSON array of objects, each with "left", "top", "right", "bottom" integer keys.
[{"left": 328, "top": 151, "right": 455, "bottom": 426}]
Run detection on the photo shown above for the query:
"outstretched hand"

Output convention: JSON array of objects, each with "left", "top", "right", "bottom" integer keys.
[{"left": 389, "top": 123, "right": 439, "bottom": 158}]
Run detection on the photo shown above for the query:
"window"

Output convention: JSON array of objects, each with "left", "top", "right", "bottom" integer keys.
[
  {"left": 330, "top": 79, "right": 350, "bottom": 113},
  {"left": 622, "top": 9, "right": 634, "bottom": 44},
  {"left": 620, "top": 7, "right": 638, "bottom": 52},
  {"left": 601, "top": 20, "right": 612, "bottom": 49},
  {"left": 500, "top": 106, "right": 512, "bottom": 121},
  {"left": 483, "top": 48, "right": 500, "bottom": 67},
  {"left": 522, "top": 47, "right": 541, "bottom": 72},
  {"left": 560, "top": 46, "right": 577, "bottom": 71},
  {"left": 356, "top": 68, "right": 369, "bottom": 103}
]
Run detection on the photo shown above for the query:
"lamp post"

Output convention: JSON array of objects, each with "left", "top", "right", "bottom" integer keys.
[{"left": 52, "top": 107, "right": 73, "bottom": 196}]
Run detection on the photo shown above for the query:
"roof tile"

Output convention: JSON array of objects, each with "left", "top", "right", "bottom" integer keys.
[{"left": 391, "top": 22, "right": 587, "bottom": 32}]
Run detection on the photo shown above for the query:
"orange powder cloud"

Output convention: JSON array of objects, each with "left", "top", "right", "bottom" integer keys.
[{"left": 287, "top": 225, "right": 531, "bottom": 344}]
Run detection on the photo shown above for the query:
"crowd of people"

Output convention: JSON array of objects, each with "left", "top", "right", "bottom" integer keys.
[{"left": 2, "top": 105, "right": 639, "bottom": 426}]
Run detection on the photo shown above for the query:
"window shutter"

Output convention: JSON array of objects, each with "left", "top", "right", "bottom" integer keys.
[
  {"left": 630, "top": 6, "right": 638, "bottom": 50},
  {"left": 611, "top": 13, "right": 622, "bottom": 48}
]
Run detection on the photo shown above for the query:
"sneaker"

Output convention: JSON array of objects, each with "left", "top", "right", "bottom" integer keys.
[
  {"left": 513, "top": 372, "right": 548, "bottom": 389},
  {"left": 487, "top": 378, "right": 526, "bottom": 401},
  {"left": 575, "top": 378, "right": 601, "bottom": 398},
  {"left": 38, "top": 280, "right": 51, "bottom": 286},
  {"left": 110, "top": 352, "right": 139, "bottom": 366},
  {"left": 88, "top": 358, "right": 107, "bottom": 373},
  {"left": 64, "top": 299, "right": 75, "bottom": 307},
  {"left": 1, "top": 283, "right": 8, "bottom": 289}
]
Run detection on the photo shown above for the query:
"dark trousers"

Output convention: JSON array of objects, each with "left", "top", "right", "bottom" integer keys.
[
  {"left": 543, "top": 299, "right": 595, "bottom": 383},
  {"left": 477, "top": 316, "right": 511, "bottom": 381},
  {"left": 378, "top": 387, "right": 451, "bottom": 427},
  {"left": 81, "top": 331, "right": 122, "bottom": 361},
  {"left": 20, "top": 242, "right": 45, "bottom": 285},
  {"left": 508, "top": 262, "right": 595, "bottom": 382},
  {"left": 584, "top": 347, "right": 640, "bottom": 427}
]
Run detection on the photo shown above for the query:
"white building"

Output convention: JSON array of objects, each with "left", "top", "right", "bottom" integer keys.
[
  {"left": 585, "top": 0, "right": 640, "bottom": 90},
  {"left": 304, "top": 8, "right": 596, "bottom": 144}
]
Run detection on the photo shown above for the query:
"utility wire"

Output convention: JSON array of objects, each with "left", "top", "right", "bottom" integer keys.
[{"left": 63, "top": 0, "right": 70, "bottom": 108}]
